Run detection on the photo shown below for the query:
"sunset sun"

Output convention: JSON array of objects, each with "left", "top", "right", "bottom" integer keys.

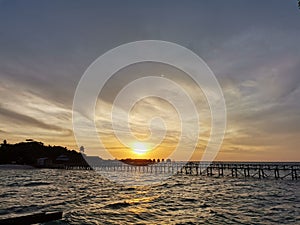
[{"left": 132, "top": 142, "right": 149, "bottom": 155}]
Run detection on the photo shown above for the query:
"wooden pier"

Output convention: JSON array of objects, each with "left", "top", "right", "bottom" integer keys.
[
  {"left": 93, "top": 162, "right": 300, "bottom": 180},
  {"left": 179, "top": 162, "right": 300, "bottom": 180}
]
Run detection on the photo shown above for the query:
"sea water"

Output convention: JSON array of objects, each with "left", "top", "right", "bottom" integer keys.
[{"left": 0, "top": 169, "right": 299, "bottom": 224}]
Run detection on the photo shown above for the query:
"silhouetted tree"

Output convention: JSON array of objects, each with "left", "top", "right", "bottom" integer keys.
[{"left": 0, "top": 141, "right": 89, "bottom": 167}]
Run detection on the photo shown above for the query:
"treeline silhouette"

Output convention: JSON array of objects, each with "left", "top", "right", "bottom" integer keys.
[{"left": 0, "top": 140, "right": 88, "bottom": 167}]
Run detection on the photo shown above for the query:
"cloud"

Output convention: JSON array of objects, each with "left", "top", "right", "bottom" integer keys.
[
  {"left": 0, "top": 105, "right": 66, "bottom": 132},
  {"left": 0, "top": 0, "right": 299, "bottom": 159}
]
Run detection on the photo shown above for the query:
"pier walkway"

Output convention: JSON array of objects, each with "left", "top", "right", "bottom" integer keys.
[{"left": 80, "top": 162, "right": 300, "bottom": 180}]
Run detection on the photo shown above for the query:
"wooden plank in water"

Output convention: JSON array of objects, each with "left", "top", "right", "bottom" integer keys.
[{"left": 0, "top": 211, "right": 63, "bottom": 225}]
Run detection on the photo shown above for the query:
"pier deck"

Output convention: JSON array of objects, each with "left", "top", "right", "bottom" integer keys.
[{"left": 89, "top": 162, "right": 300, "bottom": 180}]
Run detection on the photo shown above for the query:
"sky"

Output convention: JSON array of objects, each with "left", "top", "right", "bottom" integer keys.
[{"left": 0, "top": 0, "right": 300, "bottom": 161}]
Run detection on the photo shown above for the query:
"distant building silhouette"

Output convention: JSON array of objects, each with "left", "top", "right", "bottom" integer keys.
[
  {"left": 37, "top": 157, "right": 52, "bottom": 167},
  {"left": 56, "top": 154, "right": 69, "bottom": 162}
]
